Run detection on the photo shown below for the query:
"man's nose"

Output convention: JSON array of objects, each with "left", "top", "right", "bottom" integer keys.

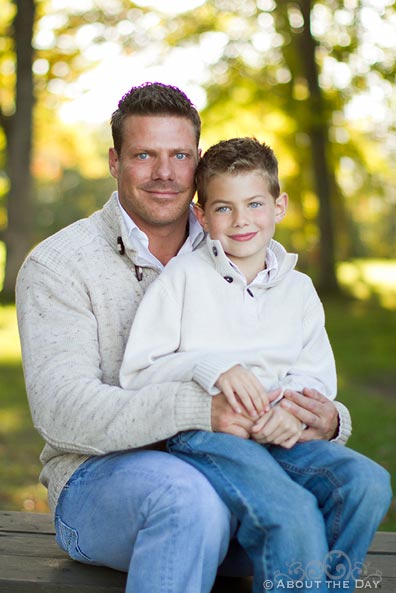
[{"left": 152, "top": 156, "right": 174, "bottom": 180}]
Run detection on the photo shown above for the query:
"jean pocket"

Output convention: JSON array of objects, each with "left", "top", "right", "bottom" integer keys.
[{"left": 55, "top": 516, "right": 98, "bottom": 565}]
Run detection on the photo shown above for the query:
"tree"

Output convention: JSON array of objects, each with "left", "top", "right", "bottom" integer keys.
[
  {"left": 0, "top": 0, "right": 35, "bottom": 301},
  {"left": 161, "top": 0, "right": 396, "bottom": 292},
  {"left": 0, "top": 0, "right": 152, "bottom": 300}
]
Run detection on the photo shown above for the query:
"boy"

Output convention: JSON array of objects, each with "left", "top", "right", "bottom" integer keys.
[{"left": 120, "top": 137, "right": 391, "bottom": 591}]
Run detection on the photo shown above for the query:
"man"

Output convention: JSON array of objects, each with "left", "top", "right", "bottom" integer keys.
[{"left": 17, "top": 83, "right": 359, "bottom": 593}]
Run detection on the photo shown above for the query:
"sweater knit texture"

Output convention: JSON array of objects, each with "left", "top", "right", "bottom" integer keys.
[
  {"left": 121, "top": 236, "right": 336, "bottom": 399},
  {"left": 16, "top": 193, "right": 212, "bottom": 515},
  {"left": 16, "top": 193, "right": 351, "bottom": 515}
]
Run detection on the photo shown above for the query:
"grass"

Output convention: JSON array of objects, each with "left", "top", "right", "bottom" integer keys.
[{"left": 0, "top": 260, "right": 395, "bottom": 530}]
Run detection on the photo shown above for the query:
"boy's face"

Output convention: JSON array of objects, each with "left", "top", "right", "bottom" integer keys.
[{"left": 194, "top": 171, "right": 287, "bottom": 271}]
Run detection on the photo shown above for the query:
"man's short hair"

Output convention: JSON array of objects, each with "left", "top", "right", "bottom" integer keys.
[
  {"left": 111, "top": 82, "right": 201, "bottom": 154},
  {"left": 196, "top": 137, "right": 280, "bottom": 207}
]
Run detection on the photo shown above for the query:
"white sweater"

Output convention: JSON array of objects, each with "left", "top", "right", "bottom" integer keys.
[{"left": 121, "top": 237, "right": 337, "bottom": 403}]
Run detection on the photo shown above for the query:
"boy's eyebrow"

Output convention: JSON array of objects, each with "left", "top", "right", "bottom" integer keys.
[{"left": 209, "top": 194, "right": 269, "bottom": 205}]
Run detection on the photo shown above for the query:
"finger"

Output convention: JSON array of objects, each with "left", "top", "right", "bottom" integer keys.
[
  {"left": 280, "top": 397, "right": 318, "bottom": 427},
  {"left": 235, "top": 386, "right": 260, "bottom": 418},
  {"left": 268, "top": 387, "right": 283, "bottom": 405},
  {"left": 279, "top": 433, "right": 301, "bottom": 449},
  {"left": 222, "top": 386, "right": 243, "bottom": 414},
  {"left": 249, "top": 377, "right": 270, "bottom": 414},
  {"left": 251, "top": 410, "right": 272, "bottom": 433},
  {"left": 298, "top": 427, "right": 320, "bottom": 442},
  {"left": 301, "top": 387, "right": 329, "bottom": 403}
]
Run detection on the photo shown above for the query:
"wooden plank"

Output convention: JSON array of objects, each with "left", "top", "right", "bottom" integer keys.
[
  {"left": 368, "top": 531, "right": 396, "bottom": 554},
  {"left": 0, "top": 511, "right": 54, "bottom": 534},
  {"left": 0, "top": 555, "right": 126, "bottom": 593},
  {"left": 1, "top": 512, "right": 395, "bottom": 593},
  {"left": 0, "top": 531, "right": 66, "bottom": 558}
]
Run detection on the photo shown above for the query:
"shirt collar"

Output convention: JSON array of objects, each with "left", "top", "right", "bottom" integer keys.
[
  {"left": 206, "top": 235, "right": 278, "bottom": 288},
  {"left": 117, "top": 193, "right": 204, "bottom": 270}
]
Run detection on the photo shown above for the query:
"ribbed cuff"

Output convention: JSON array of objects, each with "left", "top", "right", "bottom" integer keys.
[
  {"left": 174, "top": 383, "right": 212, "bottom": 432},
  {"left": 331, "top": 401, "right": 352, "bottom": 445},
  {"left": 193, "top": 356, "right": 242, "bottom": 394}
]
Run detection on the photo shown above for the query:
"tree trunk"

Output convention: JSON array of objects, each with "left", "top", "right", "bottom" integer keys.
[
  {"left": 295, "top": 0, "right": 340, "bottom": 293},
  {"left": 1, "top": 0, "right": 35, "bottom": 301}
]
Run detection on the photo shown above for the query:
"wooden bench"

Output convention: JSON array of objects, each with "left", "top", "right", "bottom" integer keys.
[{"left": 1, "top": 511, "right": 395, "bottom": 592}]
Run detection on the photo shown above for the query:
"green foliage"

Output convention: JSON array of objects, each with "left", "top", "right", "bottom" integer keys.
[{"left": 1, "top": 261, "right": 395, "bottom": 525}]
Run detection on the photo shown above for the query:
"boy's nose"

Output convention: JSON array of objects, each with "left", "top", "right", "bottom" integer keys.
[{"left": 232, "top": 209, "right": 249, "bottom": 226}]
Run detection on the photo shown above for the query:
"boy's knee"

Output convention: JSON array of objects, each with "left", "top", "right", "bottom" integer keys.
[{"left": 342, "top": 454, "right": 392, "bottom": 515}]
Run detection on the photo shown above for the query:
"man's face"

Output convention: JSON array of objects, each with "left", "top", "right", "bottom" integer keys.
[{"left": 109, "top": 115, "right": 199, "bottom": 233}]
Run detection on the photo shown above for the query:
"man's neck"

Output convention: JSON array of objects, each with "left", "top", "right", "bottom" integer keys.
[{"left": 146, "top": 221, "right": 189, "bottom": 266}]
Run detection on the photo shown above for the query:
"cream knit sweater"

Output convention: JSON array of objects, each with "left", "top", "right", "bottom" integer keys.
[
  {"left": 121, "top": 237, "right": 337, "bottom": 399},
  {"left": 16, "top": 193, "right": 212, "bottom": 514},
  {"left": 16, "top": 193, "right": 351, "bottom": 515}
]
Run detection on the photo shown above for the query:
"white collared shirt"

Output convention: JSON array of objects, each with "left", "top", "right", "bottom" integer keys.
[
  {"left": 228, "top": 246, "right": 278, "bottom": 287},
  {"left": 117, "top": 194, "right": 204, "bottom": 271}
]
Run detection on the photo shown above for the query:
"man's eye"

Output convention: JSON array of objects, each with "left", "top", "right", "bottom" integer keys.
[
  {"left": 175, "top": 153, "right": 187, "bottom": 160},
  {"left": 137, "top": 153, "right": 149, "bottom": 160}
]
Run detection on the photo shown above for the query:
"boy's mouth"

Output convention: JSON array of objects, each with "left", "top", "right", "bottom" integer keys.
[{"left": 228, "top": 232, "right": 258, "bottom": 242}]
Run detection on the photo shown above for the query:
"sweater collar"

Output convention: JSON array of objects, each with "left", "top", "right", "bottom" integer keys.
[
  {"left": 99, "top": 192, "right": 205, "bottom": 268},
  {"left": 205, "top": 235, "right": 298, "bottom": 289}
]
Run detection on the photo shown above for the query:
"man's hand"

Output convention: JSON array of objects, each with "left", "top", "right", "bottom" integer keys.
[
  {"left": 251, "top": 406, "right": 305, "bottom": 449},
  {"left": 211, "top": 392, "right": 255, "bottom": 439},
  {"left": 280, "top": 388, "right": 339, "bottom": 442}
]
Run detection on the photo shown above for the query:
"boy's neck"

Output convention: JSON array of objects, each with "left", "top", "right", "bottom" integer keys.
[{"left": 227, "top": 250, "right": 267, "bottom": 284}]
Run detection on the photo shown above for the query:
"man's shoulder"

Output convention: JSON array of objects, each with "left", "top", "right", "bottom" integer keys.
[
  {"left": 26, "top": 213, "right": 102, "bottom": 267},
  {"left": 23, "top": 196, "right": 120, "bottom": 272}
]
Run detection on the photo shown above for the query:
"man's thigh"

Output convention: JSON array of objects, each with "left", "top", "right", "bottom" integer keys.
[{"left": 55, "top": 449, "right": 235, "bottom": 572}]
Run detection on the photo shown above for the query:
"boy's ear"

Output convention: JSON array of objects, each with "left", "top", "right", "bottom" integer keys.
[
  {"left": 193, "top": 203, "right": 208, "bottom": 231},
  {"left": 275, "top": 193, "right": 288, "bottom": 223}
]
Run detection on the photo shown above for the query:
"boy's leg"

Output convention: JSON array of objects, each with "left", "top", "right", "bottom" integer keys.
[
  {"left": 55, "top": 449, "right": 233, "bottom": 593},
  {"left": 168, "top": 431, "right": 330, "bottom": 593},
  {"left": 269, "top": 441, "right": 392, "bottom": 588}
]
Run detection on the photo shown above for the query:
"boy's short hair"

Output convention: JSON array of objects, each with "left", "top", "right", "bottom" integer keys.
[
  {"left": 111, "top": 82, "right": 201, "bottom": 155},
  {"left": 196, "top": 137, "right": 280, "bottom": 207}
]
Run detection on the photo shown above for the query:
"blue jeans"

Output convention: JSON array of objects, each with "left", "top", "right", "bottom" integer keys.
[
  {"left": 168, "top": 431, "right": 392, "bottom": 593},
  {"left": 54, "top": 449, "right": 248, "bottom": 593}
]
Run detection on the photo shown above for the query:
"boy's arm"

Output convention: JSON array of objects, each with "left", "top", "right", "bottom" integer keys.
[{"left": 279, "top": 279, "right": 337, "bottom": 399}]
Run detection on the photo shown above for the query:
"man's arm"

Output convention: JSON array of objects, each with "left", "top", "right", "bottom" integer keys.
[{"left": 16, "top": 257, "right": 213, "bottom": 455}]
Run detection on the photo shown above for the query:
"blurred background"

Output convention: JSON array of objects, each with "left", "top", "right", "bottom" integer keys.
[{"left": 0, "top": 0, "right": 395, "bottom": 528}]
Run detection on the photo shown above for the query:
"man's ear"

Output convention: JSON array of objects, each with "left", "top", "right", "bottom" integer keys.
[
  {"left": 275, "top": 193, "right": 288, "bottom": 223},
  {"left": 193, "top": 203, "right": 208, "bottom": 231},
  {"left": 109, "top": 147, "right": 119, "bottom": 179}
]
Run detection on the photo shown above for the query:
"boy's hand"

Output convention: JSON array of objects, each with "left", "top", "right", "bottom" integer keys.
[
  {"left": 251, "top": 405, "right": 305, "bottom": 449},
  {"left": 215, "top": 365, "right": 270, "bottom": 418}
]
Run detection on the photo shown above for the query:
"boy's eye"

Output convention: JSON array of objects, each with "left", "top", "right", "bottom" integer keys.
[
  {"left": 215, "top": 206, "right": 230, "bottom": 212},
  {"left": 249, "top": 201, "right": 263, "bottom": 208}
]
